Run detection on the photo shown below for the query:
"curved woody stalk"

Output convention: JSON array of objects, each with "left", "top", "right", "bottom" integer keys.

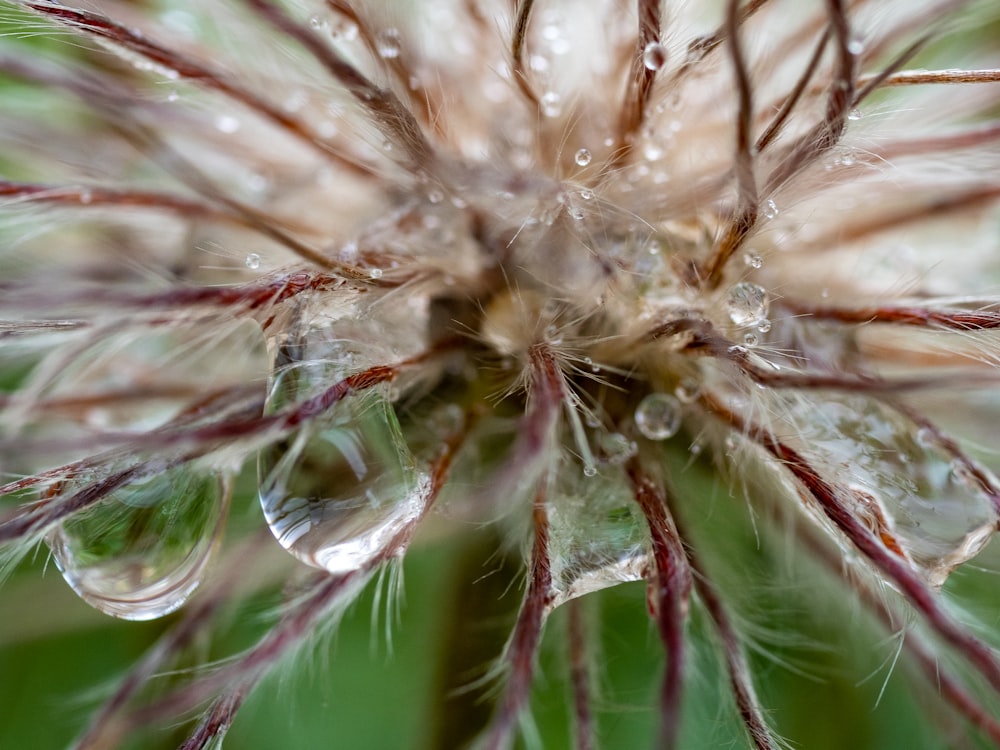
[{"left": 2, "top": 0, "right": 1000, "bottom": 747}]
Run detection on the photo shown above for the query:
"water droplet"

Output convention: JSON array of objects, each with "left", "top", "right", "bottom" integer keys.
[
  {"left": 331, "top": 18, "right": 359, "bottom": 41},
  {"left": 743, "top": 252, "right": 763, "bottom": 269},
  {"left": 369, "top": 268, "right": 383, "bottom": 280},
  {"left": 540, "top": 91, "right": 562, "bottom": 118},
  {"left": 674, "top": 377, "right": 701, "bottom": 404},
  {"left": 848, "top": 108, "right": 861, "bottom": 121},
  {"left": 215, "top": 115, "right": 240, "bottom": 134},
  {"left": 376, "top": 28, "right": 402, "bottom": 59},
  {"left": 773, "top": 394, "right": 998, "bottom": 587},
  {"left": 642, "top": 41, "right": 667, "bottom": 71},
  {"left": 725, "top": 282, "right": 769, "bottom": 326},
  {"left": 309, "top": 15, "right": 328, "bottom": 32},
  {"left": 762, "top": 199, "right": 778, "bottom": 219},
  {"left": 259, "top": 382, "right": 423, "bottom": 574},
  {"left": 583, "top": 465, "right": 598, "bottom": 478},
  {"left": 546, "top": 465, "right": 650, "bottom": 608},
  {"left": 579, "top": 189, "right": 594, "bottom": 201},
  {"left": 574, "top": 148, "right": 592, "bottom": 167},
  {"left": 848, "top": 38, "right": 864, "bottom": 55},
  {"left": 598, "top": 432, "right": 637, "bottom": 465},
  {"left": 756, "top": 318, "right": 772, "bottom": 333},
  {"left": 47, "top": 465, "right": 228, "bottom": 620},
  {"left": 245, "top": 253, "right": 261, "bottom": 270},
  {"left": 643, "top": 142, "right": 664, "bottom": 161},
  {"left": 635, "top": 393, "right": 682, "bottom": 440},
  {"left": 743, "top": 332, "right": 759, "bottom": 346}
]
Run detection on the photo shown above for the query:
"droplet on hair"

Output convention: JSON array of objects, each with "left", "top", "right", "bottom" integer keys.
[
  {"left": 47, "top": 466, "right": 228, "bottom": 620},
  {"left": 725, "top": 282, "right": 769, "bottom": 326},
  {"left": 245, "top": 253, "right": 261, "bottom": 270},
  {"left": 642, "top": 41, "right": 667, "bottom": 71},
  {"left": 635, "top": 393, "right": 682, "bottom": 440},
  {"left": 376, "top": 28, "right": 402, "bottom": 59},
  {"left": 574, "top": 148, "right": 592, "bottom": 167}
]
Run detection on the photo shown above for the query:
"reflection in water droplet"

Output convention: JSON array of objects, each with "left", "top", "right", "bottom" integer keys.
[
  {"left": 635, "top": 393, "right": 682, "bottom": 440},
  {"left": 642, "top": 41, "right": 667, "bottom": 71},
  {"left": 725, "top": 282, "right": 769, "bottom": 326},
  {"left": 46, "top": 465, "right": 228, "bottom": 620},
  {"left": 259, "top": 381, "right": 424, "bottom": 574},
  {"left": 762, "top": 199, "right": 778, "bottom": 219},
  {"left": 574, "top": 148, "right": 592, "bottom": 167},
  {"left": 547, "top": 464, "right": 650, "bottom": 609},
  {"left": 245, "top": 253, "right": 261, "bottom": 270},
  {"left": 775, "top": 393, "right": 997, "bottom": 586}
]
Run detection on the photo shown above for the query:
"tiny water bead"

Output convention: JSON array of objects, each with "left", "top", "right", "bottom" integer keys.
[
  {"left": 634, "top": 393, "right": 682, "bottom": 441},
  {"left": 674, "top": 377, "right": 701, "bottom": 404},
  {"left": 762, "top": 199, "right": 778, "bottom": 219},
  {"left": 540, "top": 91, "right": 562, "bottom": 118},
  {"left": 46, "top": 465, "right": 228, "bottom": 620},
  {"left": 574, "top": 148, "right": 592, "bottom": 167},
  {"left": 375, "top": 27, "right": 402, "bottom": 59},
  {"left": 245, "top": 252, "right": 261, "bottom": 269},
  {"left": 725, "top": 282, "right": 769, "bottom": 327},
  {"left": 743, "top": 252, "right": 763, "bottom": 269},
  {"left": 642, "top": 41, "right": 667, "bottom": 71}
]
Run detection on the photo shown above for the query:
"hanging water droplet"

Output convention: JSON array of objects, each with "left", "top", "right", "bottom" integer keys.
[
  {"left": 725, "top": 282, "right": 769, "bottom": 326},
  {"left": 376, "top": 28, "right": 402, "bottom": 59},
  {"left": 772, "top": 393, "right": 998, "bottom": 587},
  {"left": 762, "top": 199, "right": 778, "bottom": 219},
  {"left": 46, "top": 465, "right": 228, "bottom": 620},
  {"left": 578, "top": 189, "right": 594, "bottom": 201},
  {"left": 848, "top": 108, "right": 861, "bottom": 121},
  {"left": 743, "top": 332, "right": 759, "bottom": 346},
  {"left": 743, "top": 252, "right": 763, "bottom": 269},
  {"left": 583, "top": 465, "right": 598, "bottom": 478},
  {"left": 574, "top": 148, "right": 592, "bottom": 167},
  {"left": 642, "top": 41, "right": 667, "bottom": 71},
  {"left": 259, "top": 382, "right": 424, "bottom": 574},
  {"left": 635, "top": 393, "right": 682, "bottom": 440},
  {"left": 756, "top": 318, "right": 772, "bottom": 333},
  {"left": 540, "top": 91, "right": 562, "bottom": 118},
  {"left": 546, "top": 464, "right": 650, "bottom": 608},
  {"left": 245, "top": 253, "right": 261, "bottom": 270}
]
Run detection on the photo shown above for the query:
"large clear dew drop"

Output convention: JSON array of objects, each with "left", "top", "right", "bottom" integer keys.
[
  {"left": 778, "top": 394, "right": 997, "bottom": 587},
  {"left": 46, "top": 465, "right": 228, "bottom": 620},
  {"left": 546, "top": 462, "right": 651, "bottom": 609},
  {"left": 258, "top": 375, "right": 423, "bottom": 574}
]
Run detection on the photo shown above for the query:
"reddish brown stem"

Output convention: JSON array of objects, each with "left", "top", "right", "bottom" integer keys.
[
  {"left": 566, "top": 599, "right": 594, "bottom": 750},
  {"left": 484, "top": 491, "right": 552, "bottom": 750},
  {"left": 627, "top": 461, "right": 692, "bottom": 750}
]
